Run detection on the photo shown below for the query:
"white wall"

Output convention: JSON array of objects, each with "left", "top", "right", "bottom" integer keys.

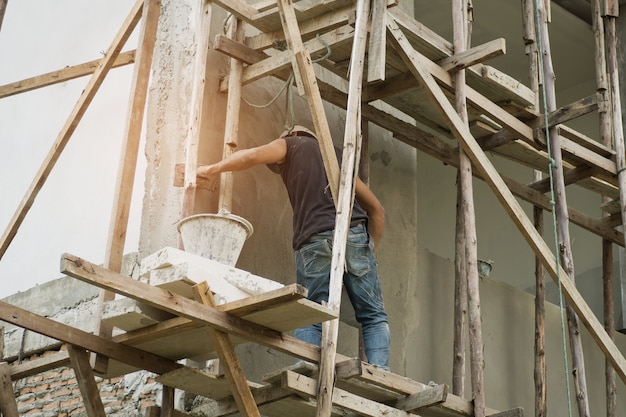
[{"left": 0, "top": 1, "right": 143, "bottom": 297}]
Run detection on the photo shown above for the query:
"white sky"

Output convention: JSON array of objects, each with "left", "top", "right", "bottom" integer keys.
[{"left": 0, "top": 1, "right": 144, "bottom": 298}]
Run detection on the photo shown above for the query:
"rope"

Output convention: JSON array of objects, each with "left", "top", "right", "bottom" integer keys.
[
  {"left": 240, "top": 34, "right": 332, "bottom": 132},
  {"left": 533, "top": 1, "right": 574, "bottom": 416}
]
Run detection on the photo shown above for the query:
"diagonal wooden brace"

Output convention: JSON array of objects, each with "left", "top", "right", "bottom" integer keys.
[{"left": 192, "top": 281, "right": 260, "bottom": 417}]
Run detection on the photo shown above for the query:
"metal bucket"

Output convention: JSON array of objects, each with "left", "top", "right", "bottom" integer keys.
[{"left": 177, "top": 213, "right": 254, "bottom": 266}]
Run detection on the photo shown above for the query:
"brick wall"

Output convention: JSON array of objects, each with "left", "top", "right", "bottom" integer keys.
[{"left": 9, "top": 348, "right": 163, "bottom": 416}]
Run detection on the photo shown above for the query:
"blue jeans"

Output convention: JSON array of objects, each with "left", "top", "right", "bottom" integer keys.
[{"left": 294, "top": 224, "right": 390, "bottom": 370}]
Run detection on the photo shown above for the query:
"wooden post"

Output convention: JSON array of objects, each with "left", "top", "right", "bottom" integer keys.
[
  {"left": 68, "top": 345, "right": 106, "bottom": 417},
  {"left": 0, "top": 362, "right": 19, "bottom": 417},
  {"left": 160, "top": 386, "right": 175, "bottom": 417},
  {"left": 192, "top": 281, "right": 261, "bottom": 417},
  {"left": 0, "top": 0, "right": 7, "bottom": 33},
  {"left": 536, "top": 3, "right": 591, "bottom": 416},
  {"left": 521, "top": 2, "right": 546, "bottom": 416},
  {"left": 93, "top": 0, "right": 161, "bottom": 374},
  {"left": 180, "top": 0, "right": 213, "bottom": 221},
  {"left": 276, "top": 0, "right": 340, "bottom": 203},
  {"left": 316, "top": 1, "right": 371, "bottom": 417},
  {"left": 452, "top": 1, "right": 483, "bottom": 413},
  {"left": 218, "top": 17, "right": 245, "bottom": 214},
  {"left": 602, "top": 4, "right": 623, "bottom": 415}
]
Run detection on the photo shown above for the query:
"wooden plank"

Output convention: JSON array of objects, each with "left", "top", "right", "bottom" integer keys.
[
  {"left": 0, "top": 51, "right": 136, "bottom": 99},
  {"left": 199, "top": 383, "right": 295, "bottom": 417},
  {"left": 61, "top": 253, "right": 322, "bottom": 363},
  {"left": 439, "top": 38, "right": 505, "bottom": 73},
  {"left": 109, "top": 284, "right": 318, "bottom": 347},
  {"left": 388, "top": 7, "right": 536, "bottom": 108},
  {"left": 142, "top": 406, "right": 203, "bottom": 417},
  {"left": 193, "top": 281, "right": 260, "bottom": 417},
  {"left": 276, "top": 0, "right": 340, "bottom": 203},
  {"left": 536, "top": 94, "right": 599, "bottom": 128},
  {"left": 527, "top": 165, "right": 597, "bottom": 193},
  {"left": 220, "top": 25, "right": 354, "bottom": 92},
  {"left": 0, "top": 0, "right": 143, "bottom": 261},
  {"left": 488, "top": 408, "right": 524, "bottom": 417},
  {"left": 394, "top": 384, "right": 448, "bottom": 412},
  {"left": 0, "top": 299, "right": 182, "bottom": 375},
  {"left": 9, "top": 349, "right": 71, "bottom": 381},
  {"left": 275, "top": 0, "right": 306, "bottom": 94},
  {"left": 282, "top": 370, "right": 415, "bottom": 417},
  {"left": 535, "top": 128, "right": 616, "bottom": 177},
  {"left": 558, "top": 124, "right": 615, "bottom": 157},
  {"left": 386, "top": 15, "right": 626, "bottom": 385},
  {"left": 367, "top": 0, "right": 387, "bottom": 82},
  {"left": 180, "top": 0, "right": 212, "bottom": 222},
  {"left": 156, "top": 367, "right": 229, "bottom": 399},
  {"left": 245, "top": 4, "right": 356, "bottom": 51},
  {"left": 210, "top": 0, "right": 257, "bottom": 23},
  {"left": 317, "top": 1, "right": 371, "bottom": 416},
  {"left": 0, "top": 362, "right": 19, "bottom": 417},
  {"left": 67, "top": 345, "right": 106, "bottom": 417},
  {"left": 96, "top": 0, "right": 162, "bottom": 374},
  {"left": 218, "top": 17, "right": 246, "bottom": 213},
  {"left": 215, "top": 34, "right": 268, "bottom": 64}
]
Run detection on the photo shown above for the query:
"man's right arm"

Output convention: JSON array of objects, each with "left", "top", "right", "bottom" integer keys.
[{"left": 197, "top": 138, "right": 287, "bottom": 180}]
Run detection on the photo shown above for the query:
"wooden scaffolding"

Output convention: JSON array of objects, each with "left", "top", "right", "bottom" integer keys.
[{"left": 1, "top": 0, "right": 626, "bottom": 416}]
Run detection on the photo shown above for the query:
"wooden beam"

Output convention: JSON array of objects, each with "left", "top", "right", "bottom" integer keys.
[
  {"left": 67, "top": 345, "right": 106, "bottom": 417},
  {"left": 193, "top": 282, "right": 260, "bottom": 417},
  {"left": 317, "top": 0, "right": 370, "bottom": 415},
  {"left": 393, "top": 384, "right": 448, "bottom": 412},
  {"left": 95, "top": 0, "right": 162, "bottom": 375},
  {"left": 0, "top": 0, "right": 143, "bottom": 261},
  {"left": 0, "top": 51, "right": 136, "bottom": 99},
  {"left": 367, "top": 0, "right": 387, "bottom": 82},
  {"left": 386, "top": 15, "right": 626, "bottom": 385},
  {"left": 219, "top": 25, "right": 354, "bottom": 91},
  {"left": 0, "top": 300, "right": 182, "bottom": 375},
  {"left": 439, "top": 38, "right": 506, "bottom": 73},
  {"left": 245, "top": 3, "right": 356, "bottom": 51},
  {"left": 210, "top": 0, "right": 257, "bottom": 23},
  {"left": 110, "top": 284, "right": 311, "bottom": 348},
  {"left": 276, "top": 0, "right": 340, "bottom": 203},
  {"left": 195, "top": 383, "right": 294, "bottom": 417},
  {"left": 215, "top": 34, "right": 267, "bottom": 65},
  {"left": 218, "top": 17, "right": 246, "bottom": 214},
  {"left": 528, "top": 165, "right": 597, "bottom": 193},
  {"left": 0, "top": 362, "right": 18, "bottom": 417},
  {"left": 9, "top": 349, "right": 71, "bottom": 381},
  {"left": 537, "top": 94, "right": 598, "bottom": 128},
  {"left": 160, "top": 386, "right": 175, "bottom": 417},
  {"left": 60, "top": 253, "right": 321, "bottom": 363},
  {"left": 180, "top": 0, "right": 212, "bottom": 222},
  {"left": 282, "top": 370, "right": 413, "bottom": 417}
]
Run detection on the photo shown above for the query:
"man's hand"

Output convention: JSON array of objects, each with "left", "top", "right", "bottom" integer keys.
[{"left": 196, "top": 165, "right": 219, "bottom": 190}]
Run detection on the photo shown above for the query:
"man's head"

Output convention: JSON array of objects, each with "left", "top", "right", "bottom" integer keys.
[{"left": 280, "top": 124, "right": 316, "bottom": 139}]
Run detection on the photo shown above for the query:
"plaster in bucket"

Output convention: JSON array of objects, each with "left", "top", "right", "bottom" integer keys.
[{"left": 177, "top": 213, "right": 254, "bottom": 266}]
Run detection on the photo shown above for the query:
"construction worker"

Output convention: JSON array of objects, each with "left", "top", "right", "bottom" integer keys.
[{"left": 196, "top": 125, "right": 390, "bottom": 370}]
